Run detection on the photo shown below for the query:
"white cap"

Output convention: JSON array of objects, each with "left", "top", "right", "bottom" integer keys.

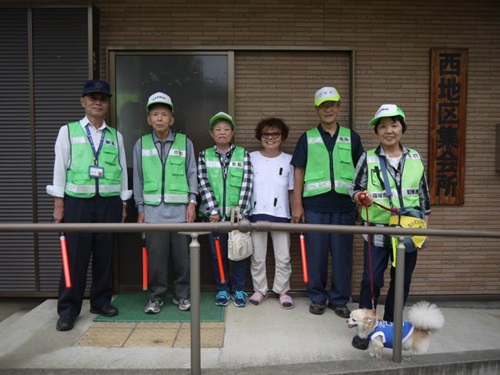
[
  {"left": 146, "top": 92, "right": 174, "bottom": 112},
  {"left": 369, "top": 104, "right": 406, "bottom": 126},
  {"left": 314, "top": 87, "right": 341, "bottom": 107}
]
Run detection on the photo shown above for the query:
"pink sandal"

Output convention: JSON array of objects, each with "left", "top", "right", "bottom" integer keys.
[
  {"left": 279, "top": 293, "right": 294, "bottom": 310},
  {"left": 249, "top": 291, "right": 268, "bottom": 306}
]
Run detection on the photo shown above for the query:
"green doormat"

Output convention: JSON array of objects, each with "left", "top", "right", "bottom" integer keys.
[{"left": 94, "top": 293, "right": 225, "bottom": 323}]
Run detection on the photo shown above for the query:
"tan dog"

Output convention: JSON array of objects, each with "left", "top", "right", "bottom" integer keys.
[{"left": 346, "top": 301, "right": 444, "bottom": 359}]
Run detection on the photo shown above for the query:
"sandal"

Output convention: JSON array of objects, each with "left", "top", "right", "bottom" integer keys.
[
  {"left": 249, "top": 291, "right": 268, "bottom": 306},
  {"left": 279, "top": 293, "right": 294, "bottom": 310}
]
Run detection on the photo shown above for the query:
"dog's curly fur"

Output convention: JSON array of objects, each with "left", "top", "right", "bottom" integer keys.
[{"left": 346, "top": 301, "right": 445, "bottom": 359}]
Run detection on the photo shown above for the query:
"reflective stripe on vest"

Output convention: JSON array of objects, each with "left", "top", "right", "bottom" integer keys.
[
  {"left": 361, "top": 149, "right": 424, "bottom": 224},
  {"left": 141, "top": 133, "right": 189, "bottom": 205},
  {"left": 303, "top": 126, "right": 354, "bottom": 197},
  {"left": 205, "top": 146, "right": 244, "bottom": 218},
  {"left": 65, "top": 121, "right": 122, "bottom": 198}
]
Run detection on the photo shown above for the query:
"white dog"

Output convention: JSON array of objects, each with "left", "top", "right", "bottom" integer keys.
[{"left": 346, "top": 301, "right": 444, "bottom": 359}]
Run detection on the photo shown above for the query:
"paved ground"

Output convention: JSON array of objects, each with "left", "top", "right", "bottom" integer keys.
[{"left": 0, "top": 296, "right": 499, "bottom": 374}]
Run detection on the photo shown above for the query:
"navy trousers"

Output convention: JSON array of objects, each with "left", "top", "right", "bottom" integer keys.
[
  {"left": 358, "top": 241, "right": 418, "bottom": 322},
  {"left": 304, "top": 210, "right": 356, "bottom": 306},
  {"left": 208, "top": 232, "right": 247, "bottom": 292},
  {"left": 57, "top": 195, "right": 122, "bottom": 318}
]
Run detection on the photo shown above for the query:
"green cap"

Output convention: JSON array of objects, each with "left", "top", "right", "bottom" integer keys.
[
  {"left": 209, "top": 111, "right": 236, "bottom": 129},
  {"left": 369, "top": 104, "right": 406, "bottom": 126}
]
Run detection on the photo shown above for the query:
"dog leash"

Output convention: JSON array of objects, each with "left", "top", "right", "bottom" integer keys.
[
  {"left": 357, "top": 193, "right": 376, "bottom": 312},
  {"left": 358, "top": 192, "right": 399, "bottom": 313}
]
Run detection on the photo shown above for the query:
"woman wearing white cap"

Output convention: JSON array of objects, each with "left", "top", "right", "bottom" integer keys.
[{"left": 349, "top": 104, "right": 431, "bottom": 350}]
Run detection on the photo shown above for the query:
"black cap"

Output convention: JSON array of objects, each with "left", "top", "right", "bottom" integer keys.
[{"left": 82, "top": 79, "right": 112, "bottom": 97}]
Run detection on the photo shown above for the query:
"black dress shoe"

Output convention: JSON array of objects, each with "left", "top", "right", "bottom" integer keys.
[
  {"left": 328, "top": 303, "right": 351, "bottom": 318},
  {"left": 56, "top": 316, "right": 75, "bottom": 331},
  {"left": 309, "top": 302, "right": 326, "bottom": 315},
  {"left": 90, "top": 304, "right": 119, "bottom": 317},
  {"left": 352, "top": 335, "right": 370, "bottom": 350}
]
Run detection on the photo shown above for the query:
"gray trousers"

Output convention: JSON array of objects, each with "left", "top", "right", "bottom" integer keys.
[{"left": 146, "top": 231, "right": 190, "bottom": 301}]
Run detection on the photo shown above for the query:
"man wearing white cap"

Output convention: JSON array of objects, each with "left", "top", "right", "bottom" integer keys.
[
  {"left": 133, "top": 92, "right": 198, "bottom": 314},
  {"left": 291, "top": 87, "right": 364, "bottom": 318}
]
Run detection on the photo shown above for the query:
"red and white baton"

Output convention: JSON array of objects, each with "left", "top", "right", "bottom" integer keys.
[
  {"left": 141, "top": 233, "right": 148, "bottom": 291},
  {"left": 59, "top": 233, "right": 72, "bottom": 288},
  {"left": 214, "top": 236, "right": 226, "bottom": 284},
  {"left": 300, "top": 233, "right": 309, "bottom": 284}
]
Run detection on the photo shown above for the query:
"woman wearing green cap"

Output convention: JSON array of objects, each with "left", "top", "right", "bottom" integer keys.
[
  {"left": 349, "top": 104, "right": 431, "bottom": 350},
  {"left": 197, "top": 112, "right": 253, "bottom": 307}
]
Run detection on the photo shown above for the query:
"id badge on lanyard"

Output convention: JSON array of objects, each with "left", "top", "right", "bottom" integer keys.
[
  {"left": 86, "top": 125, "right": 106, "bottom": 179},
  {"left": 89, "top": 165, "right": 104, "bottom": 178}
]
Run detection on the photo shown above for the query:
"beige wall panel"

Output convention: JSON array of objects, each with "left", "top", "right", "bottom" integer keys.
[{"left": 3, "top": 0, "right": 497, "bottom": 297}]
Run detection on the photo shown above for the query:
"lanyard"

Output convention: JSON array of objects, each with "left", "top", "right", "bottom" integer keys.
[{"left": 85, "top": 125, "right": 106, "bottom": 165}]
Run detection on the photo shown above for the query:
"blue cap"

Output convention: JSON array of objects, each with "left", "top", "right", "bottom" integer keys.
[{"left": 82, "top": 79, "right": 112, "bottom": 97}]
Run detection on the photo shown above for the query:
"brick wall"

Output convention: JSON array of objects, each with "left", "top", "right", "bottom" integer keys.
[{"left": 4, "top": 0, "right": 499, "bottom": 297}]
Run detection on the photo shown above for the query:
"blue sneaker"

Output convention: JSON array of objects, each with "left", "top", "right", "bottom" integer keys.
[
  {"left": 232, "top": 290, "right": 248, "bottom": 307},
  {"left": 215, "top": 290, "right": 230, "bottom": 306}
]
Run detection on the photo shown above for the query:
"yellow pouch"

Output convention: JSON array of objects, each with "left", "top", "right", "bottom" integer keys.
[{"left": 390, "top": 215, "right": 427, "bottom": 267}]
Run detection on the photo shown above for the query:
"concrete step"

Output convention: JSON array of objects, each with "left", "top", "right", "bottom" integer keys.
[
  {"left": 0, "top": 298, "right": 499, "bottom": 375},
  {"left": 0, "top": 350, "right": 499, "bottom": 375}
]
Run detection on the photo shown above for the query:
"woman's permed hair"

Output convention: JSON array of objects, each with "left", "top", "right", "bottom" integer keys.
[{"left": 254, "top": 117, "right": 290, "bottom": 140}]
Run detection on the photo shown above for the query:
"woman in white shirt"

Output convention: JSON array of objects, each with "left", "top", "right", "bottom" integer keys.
[{"left": 249, "top": 118, "right": 294, "bottom": 309}]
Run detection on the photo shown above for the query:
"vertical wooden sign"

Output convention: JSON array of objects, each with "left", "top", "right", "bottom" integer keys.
[{"left": 429, "top": 49, "right": 468, "bottom": 205}]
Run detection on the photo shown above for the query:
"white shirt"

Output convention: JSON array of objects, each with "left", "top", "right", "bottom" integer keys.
[
  {"left": 250, "top": 151, "right": 294, "bottom": 219},
  {"left": 46, "top": 116, "right": 132, "bottom": 201}
]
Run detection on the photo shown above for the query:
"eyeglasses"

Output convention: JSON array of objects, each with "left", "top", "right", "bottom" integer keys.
[{"left": 261, "top": 132, "right": 281, "bottom": 139}]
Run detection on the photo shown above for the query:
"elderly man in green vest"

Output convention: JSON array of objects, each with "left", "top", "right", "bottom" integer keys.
[
  {"left": 47, "top": 79, "right": 132, "bottom": 331},
  {"left": 291, "top": 87, "right": 364, "bottom": 318},
  {"left": 133, "top": 92, "right": 198, "bottom": 314}
]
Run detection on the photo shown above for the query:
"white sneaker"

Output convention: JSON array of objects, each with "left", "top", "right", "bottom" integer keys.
[
  {"left": 172, "top": 297, "right": 191, "bottom": 311},
  {"left": 144, "top": 300, "right": 164, "bottom": 314}
]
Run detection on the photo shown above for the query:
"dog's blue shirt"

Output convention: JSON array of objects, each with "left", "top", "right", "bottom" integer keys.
[{"left": 368, "top": 320, "right": 414, "bottom": 348}]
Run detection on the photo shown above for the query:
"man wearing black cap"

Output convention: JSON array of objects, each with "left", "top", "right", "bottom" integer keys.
[{"left": 47, "top": 79, "right": 132, "bottom": 331}]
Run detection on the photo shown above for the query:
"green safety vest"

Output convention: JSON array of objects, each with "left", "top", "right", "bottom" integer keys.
[
  {"left": 65, "top": 121, "right": 122, "bottom": 198},
  {"left": 204, "top": 146, "right": 245, "bottom": 218},
  {"left": 141, "top": 133, "right": 189, "bottom": 205},
  {"left": 303, "top": 126, "right": 354, "bottom": 197},
  {"left": 362, "top": 148, "right": 424, "bottom": 224}
]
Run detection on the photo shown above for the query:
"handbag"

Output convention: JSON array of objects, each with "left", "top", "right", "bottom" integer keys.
[
  {"left": 227, "top": 207, "right": 253, "bottom": 261},
  {"left": 378, "top": 156, "right": 427, "bottom": 253}
]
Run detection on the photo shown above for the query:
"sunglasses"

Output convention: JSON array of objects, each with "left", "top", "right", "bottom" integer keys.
[{"left": 261, "top": 132, "right": 281, "bottom": 139}]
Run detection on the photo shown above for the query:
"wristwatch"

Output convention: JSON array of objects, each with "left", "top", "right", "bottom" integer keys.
[{"left": 189, "top": 199, "right": 197, "bottom": 206}]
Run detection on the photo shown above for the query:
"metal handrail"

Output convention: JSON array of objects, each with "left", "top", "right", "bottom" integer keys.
[
  {"left": 1, "top": 221, "right": 499, "bottom": 374},
  {"left": 1, "top": 221, "right": 499, "bottom": 238}
]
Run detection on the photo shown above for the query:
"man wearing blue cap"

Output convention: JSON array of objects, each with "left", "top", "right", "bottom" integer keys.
[
  {"left": 291, "top": 87, "right": 364, "bottom": 318},
  {"left": 47, "top": 79, "right": 132, "bottom": 331}
]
